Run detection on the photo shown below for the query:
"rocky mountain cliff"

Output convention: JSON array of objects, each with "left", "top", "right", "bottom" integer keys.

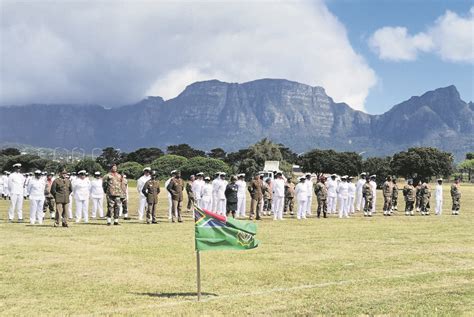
[{"left": 0, "top": 79, "right": 472, "bottom": 158}]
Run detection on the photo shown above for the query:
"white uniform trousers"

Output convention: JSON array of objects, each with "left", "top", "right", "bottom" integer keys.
[
  {"left": 217, "top": 199, "right": 226, "bottom": 215},
  {"left": 297, "top": 199, "right": 307, "bottom": 219},
  {"left": 273, "top": 196, "right": 284, "bottom": 220},
  {"left": 211, "top": 194, "right": 218, "bottom": 212},
  {"left": 327, "top": 196, "right": 337, "bottom": 214},
  {"left": 339, "top": 197, "right": 349, "bottom": 218},
  {"left": 167, "top": 194, "right": 172, "bottom": 219},
  {"left": 8, "top": 194, "right": 24, "bottom": 220},
  {"left": 435, "top": 199, "right": 443, "bottom": 215},
  {"left": 201, "top": 198, "right": 212, "bottom": 211},
  {"left": 356, "top": 193, "right": 364, "bottom": 211},
  {"left": 236, "top": 196, "right": 246, "bottom": 217},
  {"left": 91, "top": 197, "right": 104, "bottom": 218},
  {"left": 29, "top": 199, "right": 44, "bottom": 224},
  {"left": 195, "top": 198, "right": 202, "bottom": 209},
  {"left": 306, "top": 195, "right": 313, "bottom": 215},
  {"left": 75, "top": 199, "right": 89, "bottom": 223},
  {"left": 348, "top": 196, "right": 355, "bottom": 214},
  {"left": 68, "top": 194, "right": 73, "bottom": 219},
  {"left": 138, "top": 195, "right": 147, "bottom": 220}
]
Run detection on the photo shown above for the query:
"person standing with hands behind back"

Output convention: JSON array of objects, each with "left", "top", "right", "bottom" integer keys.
[
  {"left": 225, "top": 175, "right": 238, "bottom": 218},
  {"left": 142, "top": 170, "right": 160, "bottom": 224},
  {"left": 51, "top": 169, "right": 72, "bottom": 227}
]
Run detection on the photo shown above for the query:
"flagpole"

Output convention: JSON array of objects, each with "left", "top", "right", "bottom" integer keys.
[{"left": 196, "top": 250, "right": 202, "bottom": 301}]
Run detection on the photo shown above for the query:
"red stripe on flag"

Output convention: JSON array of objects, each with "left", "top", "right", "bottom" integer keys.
[{"left": 201, "top": 208, "right": 227, "bottom": 222}]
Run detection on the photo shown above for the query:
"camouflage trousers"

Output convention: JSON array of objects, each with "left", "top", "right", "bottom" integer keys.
[
  {"left": 187, "top": 196, "right": 195, "bottom": 211},
  {"left": 363, "top": 195, "right": 373, "bottom": 213},
  {"left": 452, "top": 196, "right": 461, "bottom": 211},
  {"left": 421, "top": 197, "right": 430, "bottom": 213},
  {"left": 316, "top": 198, "right": 327, "bottom": 217},
  {"left": 263, "top": 198, "right": 272, "bottom": 212},
  {"left": 383, "top": 195, "right": 392, "bottom": 211},
  {"left": 392, "top": 196, "right": 398, "bottom": 209},
  {"left": 405, "top": 200, "right": 414, "bottom": 214},
  {"left": 106, "top": 195, "right": 121, "bottom": 220},
  {"left": 284, "top": 197, "right": 294, "bottom": 213},
  {"left": 43, "top": 196, "right": 55, "bottom": 214}
]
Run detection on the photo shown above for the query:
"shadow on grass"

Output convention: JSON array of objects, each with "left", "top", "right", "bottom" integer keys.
[{"left": 133, "top": 292, "right": 218, "bottom": 298}]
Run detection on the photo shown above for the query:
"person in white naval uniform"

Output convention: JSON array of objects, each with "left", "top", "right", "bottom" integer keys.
[
  {"left": 211, "top": 172, "right": 220, "bottom": 211},
  {"left": 347, "top": 176, "right": 356, "bottom": 214},
  {"left": 235, "top": 174, "right": 247, "bottom": 217},
  {"left": 27, "top": 170, "right": 46, "bottom": 225},
  {"left": 90, "top": 171, "right": 105, "bottom": 218},
  {"left": 0, "top": 172, "right": 4, "bottom": 199},
  {"left": 355, "top": 172, "right": 366, "bottom": 212},
  {"left": 73, "top": 170, "right": 90, "bottom": 223},
  {"left": 272, "top": 172, "right": 285, "bottom": 220},
  {"left": 326, "top": 174, "right": 338, "bottom": 214},
  {"left": 216, "top": 173, "right": 228, "bottom": 215},
  {"left": 337, "top": 176, "right": 350, "bottom": 218},
  {"left": 164, "top": 170, "right": 176, "bottom": 219},
  {"left": 295, "top": 177, "right": 308, "bottom": 220},
  {"left": 68, "top": 173, "right": 77, "bottom": 219},
  {"left": 2, "top": 171, "right": 10, "bottom": 199},
  {"left": 369, "top": 175, "right": 377, "bottom": 214},
  {"left": 192, "top": 172, "right": 205, "bottom": 208},
  {"left": 200, "top": 177, "right": 213, "bottom": 211},
  {"left": 136, "top": 167, "right": 151, "bottom": 220},
  {"left": 435, "top": 178, "right": 443, "bottom": 215},
  {"left": 8, "top": 163, "right": 25, "bottom": 222},
  {"left": 305, "top": 173, "right": 313, "bottom": 216}
]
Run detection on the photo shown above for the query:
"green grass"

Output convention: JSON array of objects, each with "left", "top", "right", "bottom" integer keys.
[{"left": 0, "top": 183, "right": 473, "bottom": 315}]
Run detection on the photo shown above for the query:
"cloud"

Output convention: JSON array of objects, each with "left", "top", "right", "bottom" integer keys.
[
  {"left": 369, "top": 7, "right": 474, "bottom": 63},
  {"left": 0, "top": 0, "right": 376, "bottom": 111}
]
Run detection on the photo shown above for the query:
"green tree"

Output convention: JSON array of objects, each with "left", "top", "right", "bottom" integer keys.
[
  {"left": 248, "top": 138, "right": 283, "bottom": 168},
  {"left": 125, "top": 148, "right": 164, "bottom": 164},
  {"left": 74, "top": 158, "right": 105, "bottom": 175},
  {"left": 150, "top": 155, "right": 188, "bottom": 179},
  {"left": 118, "top": 161, "right": 144, "bottom": 179},
  {"left": 29, "top": 158, "right": 50, "bottom": 171},
  {"left": 238, "top": 158, "right": 260, "bottom": 181},
  {"left": 0, "top": 148, "right": 21, "bottom": 156},
  {"left": 458, "top": 159, "right": 474, "bottom": 182},
  {"left": 167, "top": 144, "right": 205, "bottom": 158},
  {"left": 299, "top": 149, "right": 361, "bottom": 177},
  {"left": 180, "top": 157, "right": 231, "bottom": 179},
  {"left": 4, "top": 154, "right": 41, "bottom": 172},
  {"left": 466, "top": 152, "right": 474, "bottom": 160},
  {"left": 362, "top": 157, "right": 392, "bottom": 186},
  {"left": 43, "top": 161, "right": 63, "bottom": 174},
  {"left": 390, "top": 147, "right": 454, "bottom": 181},
  {"left": 207, "top": 148, "right": 227, "bottom": 160},
  {"left": 96, "top": 147, "right": 123, "bottom": 169}
]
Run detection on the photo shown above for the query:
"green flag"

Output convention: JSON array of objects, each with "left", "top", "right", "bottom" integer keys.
[{"left": 194, "top": 204, "right": 259, "bottom": 251}]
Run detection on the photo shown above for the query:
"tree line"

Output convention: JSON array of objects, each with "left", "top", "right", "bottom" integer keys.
[{"left": 0, "top": 139, "right": 472, "bottom": 183}]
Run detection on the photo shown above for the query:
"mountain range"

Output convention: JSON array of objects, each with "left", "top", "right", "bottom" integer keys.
[{"left": 0, "top": 79, "right": 472, "bottom": 159}]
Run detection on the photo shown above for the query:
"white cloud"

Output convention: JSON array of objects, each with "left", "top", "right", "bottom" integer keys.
[
  {"left": 0, "top": 0, "right": 376, "bottom": 111},
  {"left": 369, "top": 7, "right": 474, "bottom": 63}
]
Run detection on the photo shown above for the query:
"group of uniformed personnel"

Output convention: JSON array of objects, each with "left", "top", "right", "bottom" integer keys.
[{"left": 1, "top": 163, "right": 465, "bottom": 226}]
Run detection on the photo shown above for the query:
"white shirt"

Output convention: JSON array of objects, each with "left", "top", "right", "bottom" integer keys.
[
  {"left": 73, "top": 177, "right": 91, "bottom": 200},
  {"left": 90, "top": 178, "right": 104, "bottom": 199},
  {"left": 305, "top": 178, "right": 313, "bottom": 197},
  {"left": 295, "top": 182, "right": 308, "bottom": 201},
  {"left": 27, "top": 177, "right": 46, "bottom": 200},
  {"left": 370, "top": 181, "right": 377, "bottom": 197},
  {"left": 273, "top": 178, "right": 285, "bottom": 198},
  {"left": 8, "top": 172, "right": 25, "bottom": 195},
  {"left": 337, "top": 182, "right": 349, "bottom": 198},
  {"left": 165, "top": 178, "right": 172, "bottom": 197},
  {"left": 217, "top": 179, "right": 227, "bottom": 200},
  {"left": 192, "top": 179, "right": 204, "bottom": 199},
  {"left": 201, "top": 183, "right": 213, "bottom": 200},
  {"left": 327, "top": 179, "right": 337, "bottom": 198},
  {"left": 348, "top": 183, "right": 356, "bottom": 197},
  {"left": 0, "top": 176, "right": 3, "bottom": 192},
  {"left": 236, "top": 180, "right": 247, "bottom": 198},
  {"left": 137, "top": 175, "right": 151, "bottom": 197},
  {"left": 212, "top": 178, "right": 220, "bottom": 197},
  {"left": 435, "top": 184, "right": 443, "bottom": 200},
  {"left": 356, "top": 178, "right": 365, "bottom": 194}
]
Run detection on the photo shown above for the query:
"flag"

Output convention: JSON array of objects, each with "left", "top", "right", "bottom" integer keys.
[{"left": 194, "top": 204, "right": 259, "bottom": 251}]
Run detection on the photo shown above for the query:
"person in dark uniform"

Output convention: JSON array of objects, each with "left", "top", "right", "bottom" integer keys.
[
  {"left": 167, "top": 171, "right": 184, "bottom": 222},
  {"left": 186, "top": 175, "right": 195, "bottom": 212},
  {"left": 362, "top": 177, "right": 373, "bottom": 217},
  {"left": 43, "top": 172, "right": 56, "bottom": 219},
  {"left": 225, "top": 175, "right": 238, "bottom": 218},
  {"left": 142, "top": 170, "right": 160, "bottom": 224},
  {"left": 314, "top": 175, "right": 328, "bottom": 218},
  {"left": 102, "top": 164, "right": 123, "bottom": 226},
  {"left": 248, "top": 175, "right": 263, "bottom": 220},
  {"left": 51, "top": 170, "right": 72, "bottom": 227},
  {"left": 284, "top": 177, "right": 295, "bottom": 215}
]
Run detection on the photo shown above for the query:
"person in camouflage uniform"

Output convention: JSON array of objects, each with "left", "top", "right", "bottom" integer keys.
[
  {"left": 391, "top": 177, "right": 398, "bottom": 212},
  {"left": 420, "top": 179, "right": 431, "bottom": 215},
  {"left": 314, "top": 176, "right": 328, "bottom": 218},
  {"left": 186, "top": 175, "right": 195, "bottom": 212},
  {"left": 102, "top": 164, "right": 123, "bottom": 225},
  {"left": 284, "top": 178, "right": 295, "bottom": 215},
  {"left": 403, "top": 179, "right": 416, "bottom": 216},
  {"left": 120, "top": 174, "right": 130, "bottom": 220},
  {"left": 43, "top": 172, "right": 55, "bottom": 219},
  {"left": 415, "top": 181, "right": 422, "bottom": 212},
  {"left": 167, "top": 171, "right": 184, "bottom": 222},
  {"left": 450, "top": 177, "right": 461, "bottom": 215},
  {"left": 362, "top": 177, "right": 373, "bottom": 217},
  {"left": 382, "top": 176, "right": 394, "bottom": 216},
  {"left": 142, "top": 170, "right": 160, "bottom": 224},
  {"left": 263, "top": 178, "right": 273, "bottom": 215}
]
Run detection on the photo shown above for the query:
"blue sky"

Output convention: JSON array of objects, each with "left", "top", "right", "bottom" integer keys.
[
  {"left": 327, "top": 0, "right": 473, "bottom": 113},
  {"left": 0, "top": 0, "right": 472, "bottom": 114}
]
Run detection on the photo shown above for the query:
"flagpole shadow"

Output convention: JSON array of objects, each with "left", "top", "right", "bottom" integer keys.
[{"left": 132, "top": 292, "right": 218, "bottom": 298}]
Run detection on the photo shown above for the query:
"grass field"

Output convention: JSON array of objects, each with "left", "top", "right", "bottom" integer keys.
[{"left": 0, "top": 182, "right": 473, "bottom": 315}]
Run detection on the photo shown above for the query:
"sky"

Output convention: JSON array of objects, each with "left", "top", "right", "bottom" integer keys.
[{"left": 0, "top": 0, "right": 472, "bottom": 114}]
